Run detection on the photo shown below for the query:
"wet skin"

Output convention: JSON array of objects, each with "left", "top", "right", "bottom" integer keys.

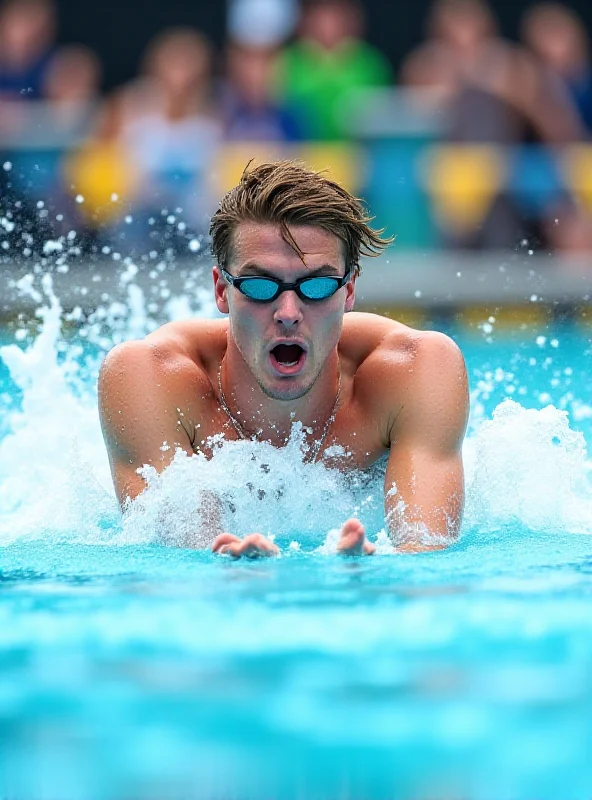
[{"left": 99, "top": 223, "right": 469, "bottom": 556}]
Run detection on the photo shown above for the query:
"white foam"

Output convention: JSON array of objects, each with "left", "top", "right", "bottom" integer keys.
[
  {"left": 1, "top": 271, "right": 591, "bottom": 549},
  {"left": 464, "top": 399, "right": 592, "bottom": 534}
]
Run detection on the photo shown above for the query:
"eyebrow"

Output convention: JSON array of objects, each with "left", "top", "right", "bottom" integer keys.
[{"left": 237, "top": 263, "right": 342, "bottom": 278}]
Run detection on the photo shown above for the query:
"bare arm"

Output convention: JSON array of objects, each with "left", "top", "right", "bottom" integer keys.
[
  {"left": 98, "top": 338, "right": 197, "bottom": 506},
  {"left": 384, "top": 331, "right": 469, "bottom": 552},
  {"left": 98, "top": 337, "right": 267, "bottom": 553}
]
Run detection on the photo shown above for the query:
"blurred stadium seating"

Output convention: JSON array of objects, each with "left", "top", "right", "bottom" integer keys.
[{"left": 0, "top": 0, "right": 591, "bottom": 325}]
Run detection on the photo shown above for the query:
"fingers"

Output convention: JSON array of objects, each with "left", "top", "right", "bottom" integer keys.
[
  {"left": 214, "top": 523, "right": 375, "bottom": 559},
  {"left": 237, "top": 534, "right": 280, "bottom": 558},
  {"left": 337, "top": 518, "right": 375, "bottom": 556},
  {"left": 212, "top": 532, "right": 279, "bottom": 558},
  {"left": 363, "top": 540, "right": 377, "bottom": 555},
  {"left": 211, "top": 532, "right": 241, "bottom": 553}
]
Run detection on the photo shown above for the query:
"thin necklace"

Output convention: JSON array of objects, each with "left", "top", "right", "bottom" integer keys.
[{"left": 217, "top": 363, "right": 342, "bottom": 462}]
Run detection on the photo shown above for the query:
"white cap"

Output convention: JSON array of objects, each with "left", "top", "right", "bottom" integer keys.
[{"left": 228, "top": 0, "right": 298, "bottom": 47}]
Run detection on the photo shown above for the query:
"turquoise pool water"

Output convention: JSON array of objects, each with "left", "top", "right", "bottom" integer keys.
[{"left": 1, "top": 282, "right": 591, "bottom": 799}]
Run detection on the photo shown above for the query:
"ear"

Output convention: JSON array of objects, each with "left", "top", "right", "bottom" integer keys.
[
  {"left": 344, "top": 272, "right": 356, "bottom": 312},
  {"left": 213, "top": 266, "right": 229, "bottom": 314}
]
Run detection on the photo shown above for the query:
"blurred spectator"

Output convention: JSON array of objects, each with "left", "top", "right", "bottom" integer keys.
[
  {"left": 43, "top": 45, "right": 101, "bottom": 136},
  {"left": 228, "top": 0, "right": 297, "bottom": 49},
  {"left": 400, "top": 0, "right": 494, "bottom": 110},
  {"left": 521, "top": 4, "right": 592, "bottom": 256},
  {"left": 222, "top": 43, "right": 305, "bottom": 142},
  {"left": 44, "top": 45, "right": 101, "bottom": 106},
  {"left": 29, "top": 45, "right": 103, "bottom": 238},
  {"left": 402, "top": 0, "right": 583, "bottom": 250},
  {"left": 0, "top": 0, "right": 56, "bottom": 99},
  {"left": 276, "top": 0, "right": 392, "bottom": 141},
  {"left": 61, "top": 97, "right": 139, "bottom": 237},
  {"left": 522, "top": 3, "right": 592, "bottom": 136},
  {"left": 111, "top": 27, "right": 222, "bottom": 248},
  {"left": 402, "top": 0, "right": 582, "bottom": 145}
]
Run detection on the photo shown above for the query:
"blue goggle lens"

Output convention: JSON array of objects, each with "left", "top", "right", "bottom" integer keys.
[
  {"left": 240, "top": 278, "right": 280, "bottom": 301},
  {"left": 299, "top": 277, "right": 340, "bottom": 299},
  {"left": 239, "top": 276, "right": 341, "bottom": 301}
]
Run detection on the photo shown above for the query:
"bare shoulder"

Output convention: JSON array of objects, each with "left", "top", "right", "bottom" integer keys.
[
  {"left": 98, "top": 321, "right": 228, "bottom": 480},
  {"left": 343, "top": 312, "right": 468, "bottom": 446},
  {"left": 342, "top": 311, "right": 464, "bottom": 374},
  {"left": 99, "top": 318, "right": 228, "bottom": 392},
  {"left": 98, "top": 335, "right": 196, "bottom": 404},
  {"left": 384, "top": 326, "right": 466, "bottom": 377},
  {"left": 98, "top": 318, "right": 229, "bottom": 452},
  {"left": 375, "top": 321, "right": 467, "bottom": 403},
  {"left": 384, "top": 326, "right": 468, "bottom": 446}
]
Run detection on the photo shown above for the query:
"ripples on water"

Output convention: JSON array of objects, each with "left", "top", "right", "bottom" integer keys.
[{"left": 1, "top": 270, "right": 592, "bottom": 798}]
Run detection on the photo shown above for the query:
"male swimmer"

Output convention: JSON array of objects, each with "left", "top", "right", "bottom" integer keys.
[{"left": 99, "top": 161, "right": 469, "bottom": 557}]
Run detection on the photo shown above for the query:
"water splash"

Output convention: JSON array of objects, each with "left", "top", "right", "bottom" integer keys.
[
  {"left": 119, "top": 430, "right": 387, "bottom": 550},
  {"left": 1, "top": 271, "right": 591, "bottom": 549},
  {"left": 0, "top": 274, "right": 118, "bottom": 543},
  {"left": 465, "top": 399, "right": 592, "bottom": 534}
]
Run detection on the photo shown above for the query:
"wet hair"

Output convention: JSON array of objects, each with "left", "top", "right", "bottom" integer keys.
[{"left": 209, "top": 160, "right": 393, "bottom": 275}]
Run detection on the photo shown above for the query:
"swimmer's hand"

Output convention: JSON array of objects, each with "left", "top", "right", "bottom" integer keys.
[
  {"left": 212, "top": 532, "right": 279, "bottom": 559},
  {"left": 337, "top": 519, "right": 375, "bottom": 556},
  {"left": 211, "top": 520, "right": 374, "bottom": 558}
]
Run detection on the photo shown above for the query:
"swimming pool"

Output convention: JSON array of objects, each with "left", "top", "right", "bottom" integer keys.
[{"left": 1, "top": 276, "right": 592, "bottom": 799}]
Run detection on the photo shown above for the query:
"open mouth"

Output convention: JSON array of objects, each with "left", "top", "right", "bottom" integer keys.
[{"left": 269, "top": 343, "right": 306, "bottom": 374}]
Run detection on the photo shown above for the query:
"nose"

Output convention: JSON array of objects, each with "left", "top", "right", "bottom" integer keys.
[{"left": 273, "top": 289, "right": 303, "bottom": 328}]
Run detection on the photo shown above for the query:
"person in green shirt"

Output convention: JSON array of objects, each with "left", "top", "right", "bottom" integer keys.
[{"left": 276, "top": 0, "right": 392, "bottom": 141}]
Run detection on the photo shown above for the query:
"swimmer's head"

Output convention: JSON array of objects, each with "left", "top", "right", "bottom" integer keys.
[{"left": 209, "top": 161, "right": 392, "bottom": 401}]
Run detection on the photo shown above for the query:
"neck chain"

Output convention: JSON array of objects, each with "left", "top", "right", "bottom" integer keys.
[{"left": 217, "top": 363, "right": 342, "bottom": 462}]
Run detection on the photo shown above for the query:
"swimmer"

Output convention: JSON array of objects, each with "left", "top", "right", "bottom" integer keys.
[{"left": 98, "top": 161, "right": 469, "bottom": 556}]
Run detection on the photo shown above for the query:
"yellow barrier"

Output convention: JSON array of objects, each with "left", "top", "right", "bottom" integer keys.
[
  {"left": 212, "top": 142, "right": 364, "bottom": 196},
  {"left": 453, "top": 305, "right": 551, "bottom": 331},
  {"left": 421, "top": 145, "right": 507, "bottom": 236},
  {"left": 63, "top": 141, "right": 139, "bottom": 223}
]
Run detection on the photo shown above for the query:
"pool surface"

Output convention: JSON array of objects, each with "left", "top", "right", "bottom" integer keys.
[{"left": 1, "top": 276, "right": 592, "bottom": 799}]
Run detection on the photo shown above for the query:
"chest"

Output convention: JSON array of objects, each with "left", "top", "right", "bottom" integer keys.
[
  {"left": 191, "top": 399, "right": 389, "bottom": 472},
  {"left": 319, "top": 404, "right": 390, "bottom": 471}
]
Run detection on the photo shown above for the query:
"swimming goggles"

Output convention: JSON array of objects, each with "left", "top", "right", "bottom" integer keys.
[{"left": 221, "top": 268, "right": 353, "bottom": 303}]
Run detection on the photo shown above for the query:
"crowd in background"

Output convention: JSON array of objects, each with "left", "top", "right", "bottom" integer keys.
[{"left": 1, "top": 0, "right": 592, "bottom": 257}]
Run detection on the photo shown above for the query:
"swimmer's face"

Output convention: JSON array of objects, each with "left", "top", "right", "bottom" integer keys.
[{"left": 214, "top": 222, "right": 355, "bottom": 401}]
